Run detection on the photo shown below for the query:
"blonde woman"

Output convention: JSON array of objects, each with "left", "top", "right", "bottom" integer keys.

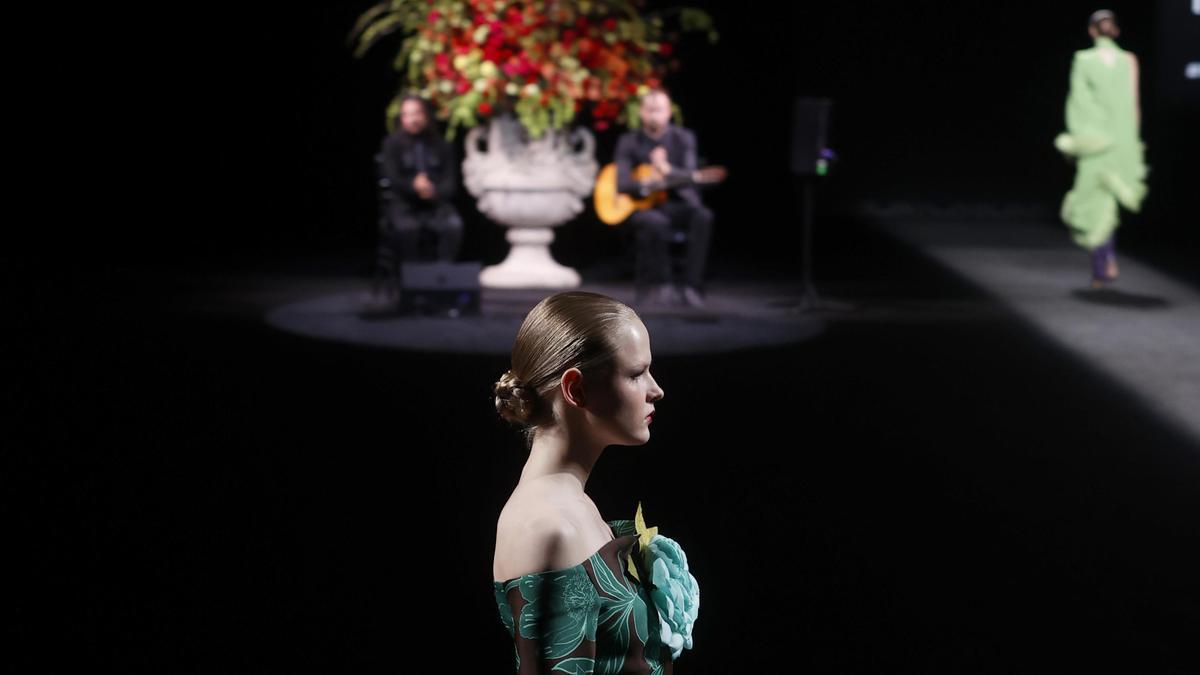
[{"left": 492, "top": 291, "right": 699, "bottom": 674}]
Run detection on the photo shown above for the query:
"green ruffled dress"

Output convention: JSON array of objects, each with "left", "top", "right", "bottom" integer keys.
[
  {"left": 493, "top": 520, "right": 675, "bottom": 675},
  {"left": 1056, "top": 36, "right": 1148, "bottom": 250}
]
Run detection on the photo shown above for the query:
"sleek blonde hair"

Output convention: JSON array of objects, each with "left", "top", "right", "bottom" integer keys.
[{"left": 494, "top": 292, "right": 640, "bottom": 430}]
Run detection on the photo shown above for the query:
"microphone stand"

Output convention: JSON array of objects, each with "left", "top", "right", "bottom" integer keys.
[{"left": 788, "top": 170, "right": 853, "bottom": 313}]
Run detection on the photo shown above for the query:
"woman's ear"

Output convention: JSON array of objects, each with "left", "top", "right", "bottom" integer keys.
[{"left": 560, "top": 368, "right": 587, "bottom": 408}]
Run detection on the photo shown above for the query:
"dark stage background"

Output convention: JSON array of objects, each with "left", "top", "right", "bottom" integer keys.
[
  {"left": 22, "top": 1, "right": 1200, "bottom": 673},
  {"left": 111, "top": 0, "right": 1198, "bottom": 273}
]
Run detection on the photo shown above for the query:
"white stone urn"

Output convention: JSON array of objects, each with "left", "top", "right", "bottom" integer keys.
[{"left": 463, "top": 115, "right": 598, "bottom": 289}]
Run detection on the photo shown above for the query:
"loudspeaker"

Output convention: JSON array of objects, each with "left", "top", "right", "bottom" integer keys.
[
  {"left": 399, "top": 261, "right": 482, "bottom": 316},
  {"left": 790, "top": 98, "right": 832, "bottom": 176}
]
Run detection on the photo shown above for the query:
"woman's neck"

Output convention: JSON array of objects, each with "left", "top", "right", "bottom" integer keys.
[{"left": 520, "top": 424, "right": 604, "bottom": 491}]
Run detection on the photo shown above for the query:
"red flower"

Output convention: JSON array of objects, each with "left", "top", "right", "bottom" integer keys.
[
  {"left": 478, "top": 102, "right": 493, "bottom": 115},
  {"left": 658, "top": 42, "right": 674, "bottom": 57},
  {"left": 594, "top": 119, "right": 610, "bottom": 131},
  {"left": 427, "top": 10, "right": 441, "bottom": 23},
  {"left": 456, "top": 79, "right": 471, "bottom": 94},
  {"left": 602, "top": 17, "right": 618, "bottom": 32}
]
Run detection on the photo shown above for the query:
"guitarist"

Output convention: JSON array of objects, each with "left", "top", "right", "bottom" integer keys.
[{"left": 614, "top": 88, "right": 714, "bottom": 308}]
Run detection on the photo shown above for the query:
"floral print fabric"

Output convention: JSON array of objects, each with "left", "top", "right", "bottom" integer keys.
[{"left": 494, "top": 520, "right": 675, "bottom": 675}]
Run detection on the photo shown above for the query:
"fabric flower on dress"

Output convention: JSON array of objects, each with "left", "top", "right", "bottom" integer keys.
[{"left": 632, "top": 503, "right": 699, "bottom": 660}]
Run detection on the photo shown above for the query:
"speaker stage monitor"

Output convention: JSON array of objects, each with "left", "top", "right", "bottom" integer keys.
[{"left": 399, "top": 261, "right": 482, "bottom": 316}]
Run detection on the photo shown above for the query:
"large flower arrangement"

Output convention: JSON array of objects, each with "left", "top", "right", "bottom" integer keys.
[{"left": 351, "top": 0, "right": 716, "bottom": 138}]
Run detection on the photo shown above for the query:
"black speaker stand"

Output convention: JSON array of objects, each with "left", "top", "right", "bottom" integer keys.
[{"left": 785, "top": 176, "right": 854, "bottom": 314}]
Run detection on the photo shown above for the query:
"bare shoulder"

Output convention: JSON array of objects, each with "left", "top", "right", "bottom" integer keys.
[
  {"left": 496, "top": 493, "right": 575, "bottom": 544},
  {"left": 494, "top": 487, "right": 581, "bottom": 581}
]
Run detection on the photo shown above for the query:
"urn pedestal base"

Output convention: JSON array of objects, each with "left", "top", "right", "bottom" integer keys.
[{"left": 481, "top": 228, "right": 580, "bottom": 289}]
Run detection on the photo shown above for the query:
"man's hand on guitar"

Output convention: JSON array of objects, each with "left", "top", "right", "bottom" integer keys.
[
  {"left": 648, "top": 147, "right": 672, "bottom": 177},
  {"left": 594, "top": 162, "right": 729, "bottom": 225}
]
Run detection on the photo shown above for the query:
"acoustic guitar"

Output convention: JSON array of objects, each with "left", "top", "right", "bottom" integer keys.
[{"left": 593, "top": 163, "right": 728, "bottom": 226}]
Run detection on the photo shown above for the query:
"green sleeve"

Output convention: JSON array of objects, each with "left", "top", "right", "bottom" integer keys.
[{"left": 507, "top": 569, "right": 601, "bottom": 674}]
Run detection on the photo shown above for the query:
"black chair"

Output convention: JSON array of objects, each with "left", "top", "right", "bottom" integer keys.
[
  {"left": 372, "top": 153, "right": 441, "bottom": 299},
  {"left": 623, "top": 220, "right": 691, "bottom": 298}
]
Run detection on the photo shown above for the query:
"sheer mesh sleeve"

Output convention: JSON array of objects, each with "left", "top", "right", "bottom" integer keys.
[{"left": 496, "top": 566, "right": 601, "bottom": 674}]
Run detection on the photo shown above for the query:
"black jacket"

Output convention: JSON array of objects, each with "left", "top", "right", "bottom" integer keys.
[{"left": 380, "top": 131, "right": 458, "bottom": 208}]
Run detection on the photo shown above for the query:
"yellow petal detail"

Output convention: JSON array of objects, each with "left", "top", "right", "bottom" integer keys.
[{"left": 633, "top": 501, "right": 658, "bottom": 555}]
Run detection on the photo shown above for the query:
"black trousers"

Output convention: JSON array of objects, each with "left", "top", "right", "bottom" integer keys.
[
  {"left": 627, "top": 201, "right": 713, "bottom": 288},
  {"left": 380, "top": 201, "right": 464, "bottom": 265}
]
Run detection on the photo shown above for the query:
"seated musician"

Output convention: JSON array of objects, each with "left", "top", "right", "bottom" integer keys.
[
  {"left": 614, "top": 88, "right": 714, "bottom": 308},
  {"left": 379, "top": 94, "right": 464, "bottom": 266}
]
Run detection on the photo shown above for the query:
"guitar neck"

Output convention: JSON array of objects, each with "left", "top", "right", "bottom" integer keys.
[{"left": 648, "top": 170, "right": 717, "bottom": 192}]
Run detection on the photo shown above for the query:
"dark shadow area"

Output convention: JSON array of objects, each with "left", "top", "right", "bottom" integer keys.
[
  {"left": 21, "top": 214, "right": 1195, "bottom": 674},
  {"left": 1072, "top": 287, "right": 1172, "bottom": 308}
]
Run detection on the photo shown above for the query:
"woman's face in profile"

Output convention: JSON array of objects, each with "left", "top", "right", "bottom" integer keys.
[{"left": 589, "top": 319, "right": 664, "bottom": 446}]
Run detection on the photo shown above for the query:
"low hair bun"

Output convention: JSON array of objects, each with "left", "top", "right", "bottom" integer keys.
[{"left": 494, "top": 370, "right": 538, "bottom": 425}]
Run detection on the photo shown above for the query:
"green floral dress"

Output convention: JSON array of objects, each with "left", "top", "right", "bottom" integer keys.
[{"left": 493, "top": 520, "right": 675, "bottom": 675}]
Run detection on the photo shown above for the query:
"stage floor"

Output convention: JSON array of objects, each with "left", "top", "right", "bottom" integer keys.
[
  {"left": 53, "top": 214, "right": 1199, "bottom": 672},
  {"left": 263, "top": 281, "right": 826, "bottom": 355},
  {"left": 876, "top": 218, "right": 1200, "bottom": 442}
]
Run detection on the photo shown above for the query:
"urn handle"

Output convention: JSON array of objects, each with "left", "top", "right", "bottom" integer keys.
[
  {"left": 465, "top": 125, "right": 488, "bottom": 160},
  {"left": 568, "top": 127, "right": 595, "bottom": 160}
]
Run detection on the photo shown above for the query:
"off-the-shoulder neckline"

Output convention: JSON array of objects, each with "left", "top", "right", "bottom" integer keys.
[{"left": 493, "top": 520, "right": 635, "bottom": 586}]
